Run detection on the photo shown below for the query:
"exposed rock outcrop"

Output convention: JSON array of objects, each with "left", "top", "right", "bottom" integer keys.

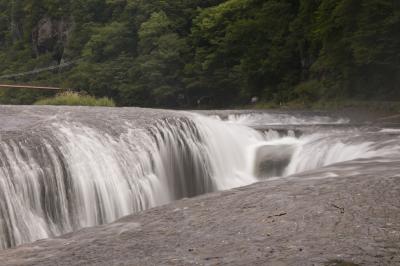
[{"left": 32, "top": 16, "right": 71, "bottom": 61}]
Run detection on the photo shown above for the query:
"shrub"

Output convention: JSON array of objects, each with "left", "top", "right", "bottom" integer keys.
[
  {"left": 294, "top": 80, "right": 323, "bottom": 103},
  {"left": 34, "top": 91, "right": 116, "bottom": 107}
]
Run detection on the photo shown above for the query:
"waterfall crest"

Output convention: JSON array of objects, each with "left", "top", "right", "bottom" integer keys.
[{"left": 0, "top": 112, "right": 262, "bottom": 249}]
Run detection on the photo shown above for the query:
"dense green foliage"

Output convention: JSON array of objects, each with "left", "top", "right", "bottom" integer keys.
[
  {"left": 0, "top": 0, "right": 399, "bottom": 107},
  {"left": 34, "top": 91, "right": 115, "bottom": 106}
]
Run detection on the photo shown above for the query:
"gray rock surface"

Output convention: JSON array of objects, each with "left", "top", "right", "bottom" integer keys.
[{"left": 0, "top": 161, "right": 399, "bottom": 266}]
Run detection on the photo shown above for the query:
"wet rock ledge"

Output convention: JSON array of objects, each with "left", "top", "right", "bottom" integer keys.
[{"left": 0, "top": 165, "right": 399, "bottom": 266}]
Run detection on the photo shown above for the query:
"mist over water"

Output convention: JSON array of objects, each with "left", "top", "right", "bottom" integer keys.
[
  {"left": 0, "top": 106, "right": 399, "bottom": 250},
  {"left": 219, "top": 112, "right": 350, "bottom": 126}
]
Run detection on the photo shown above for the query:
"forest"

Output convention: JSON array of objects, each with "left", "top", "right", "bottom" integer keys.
[{"left": 0, "top": 0, "right": 399, "bottom": 107}]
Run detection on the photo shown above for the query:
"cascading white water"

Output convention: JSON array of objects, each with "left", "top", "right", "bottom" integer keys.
[
  {"left": 1, "top": 107, "right": 399, "bottom": 250},
  {"left": 215, "top": 112, "right": 350, "bottom": 126},
  {"left": 0, "top": 112, "right": 264, "bottom": 249},
  {"left": 221, "top": 113, "right": 400, "bottom": 178},
  {"left": 284, "top": 133, "right": 375, "bottom": 175}
]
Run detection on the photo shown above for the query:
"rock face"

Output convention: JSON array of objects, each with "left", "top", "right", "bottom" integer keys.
[
  {"left": 32, "top": 16, "right": 71, "bottom": 60},
  {"left": 0, "top": 161, "right": 399, "bottom": 266}
]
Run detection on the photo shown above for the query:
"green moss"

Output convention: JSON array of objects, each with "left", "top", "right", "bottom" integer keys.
[{"left": 34, "top": 91, "right": 116, "bottom": 107}]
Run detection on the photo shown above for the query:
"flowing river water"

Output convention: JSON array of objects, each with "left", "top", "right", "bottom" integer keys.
[{"left": 0, "top": 106, "right": 399, "bottom": 250}]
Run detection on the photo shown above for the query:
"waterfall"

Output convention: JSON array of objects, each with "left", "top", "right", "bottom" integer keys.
[
  {"left": 1, "top": 107, "right": 399, "bottom": 250},
  {"left": 0, "top": 112, "right": 263, "bottom": 249}
]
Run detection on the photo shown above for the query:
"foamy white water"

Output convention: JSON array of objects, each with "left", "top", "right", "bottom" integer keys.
[
  {"left": 0, "top": 107, "right": 399, "bottom": 250},
  {"left": 217, "top": 112, "right": 350, "bottom": 126}
]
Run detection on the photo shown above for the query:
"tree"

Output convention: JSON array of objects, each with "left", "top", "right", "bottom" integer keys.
[
  {"left": 83, "top": 22, "right": 135, "bottom": 61},
  {"left": 121, "top": 11, "right": 188, "bottom": 107}
]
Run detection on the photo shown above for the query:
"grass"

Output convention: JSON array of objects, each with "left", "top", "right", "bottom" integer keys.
[{"left": 35, "top": 91, "right": 116, "bottom": 107}]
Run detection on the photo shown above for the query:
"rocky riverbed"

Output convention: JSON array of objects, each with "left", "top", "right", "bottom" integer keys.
[{"left": 0, "top": 160, "right": 399, "bottom": 266}]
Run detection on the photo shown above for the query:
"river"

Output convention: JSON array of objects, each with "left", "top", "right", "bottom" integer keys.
[{"left": 0, "top": 106, "right": 399, "bottom": 250}]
